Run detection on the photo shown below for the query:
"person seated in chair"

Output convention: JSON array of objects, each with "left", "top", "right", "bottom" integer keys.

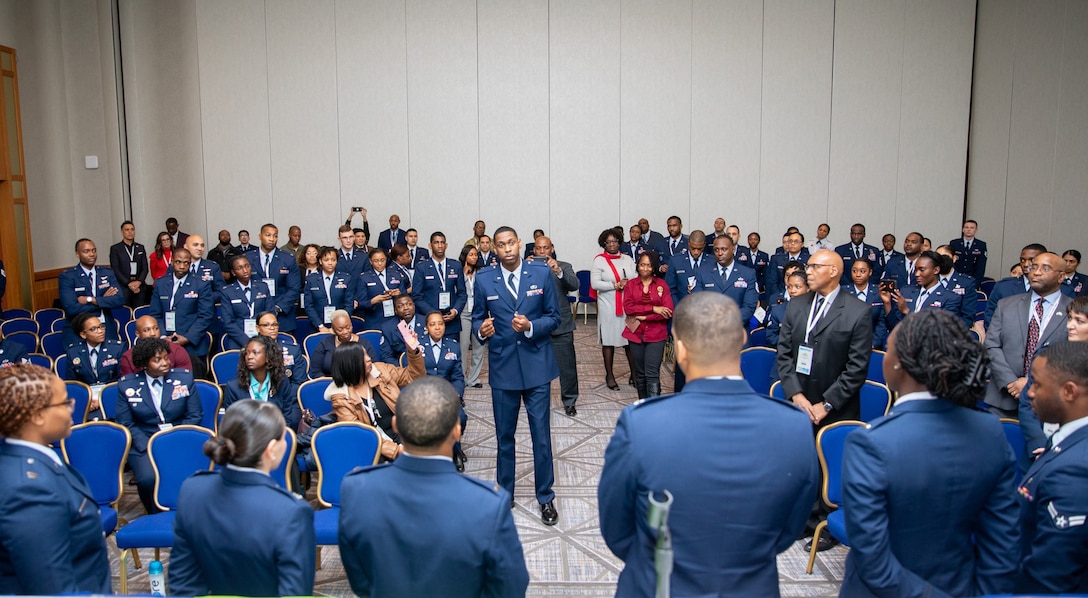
[
  {"left": 306, "top": 310, "right": 378, "bottom": 379},
  {"left": 223, "top": 335, "right": 300, "bottom": 431},
  {"left": 64, "top": 312, "right": 124, "bottom": 416},
  {"left": 420, "top": 311, "right": 468, "bottom": 471}
]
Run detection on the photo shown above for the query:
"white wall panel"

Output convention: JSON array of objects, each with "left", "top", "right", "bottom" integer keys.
[
  {"left": 196, "top": 0, "right": 273, "bottom": 237},
  {"left": 827, "top": 0, "right": 904, "bottom": 246},
  {"left": 335, "top": 0, "right": 410, "bottom": 237},
  {"left": 478, "top": 0, "right": 550, "bottom": 239},
  {"left": 549, "top": 0, "right": 621, "bottom": 270},
  {"left": 619, "top": 0, "right": 692, "bottom": 231},
  {"left": 759, "top": 0, "right": 834, "bottom": 242},
  {"left": 895, "top": 0, "right": 975, "bottom": 245},
  {"left": 690, "top": 0, "right": 762, "bottom": 238},
  {"left": 404, "top": 0, "right": 479, "bottom": 251},
  {"left": 266, "top": 0, "right": 340, "bottom": 246},
  {"left": 1051, "top": 1, "right": 1088, "bottom": 252}
]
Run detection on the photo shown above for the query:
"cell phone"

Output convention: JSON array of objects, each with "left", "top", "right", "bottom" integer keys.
[
  {"left": 879, "top": 279, "right": 897, "bottom": 291},
  {"left": 352, "top": 206, "right": 363, "bottom": 212}
]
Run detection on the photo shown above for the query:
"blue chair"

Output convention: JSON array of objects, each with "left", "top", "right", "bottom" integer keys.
[
  {"left": 748, "top": 315, "right": 761, "bottom": 332},
  {"left": 271, "top": 428, "right": 297, "bottom": 491},
  {"left": 740, "top": 347, "right": 777, "bottom": 395},
  {"left": 769, "top": 380, "right": 786, "bottom": 400},
  {"left": 97, "top": 382, "right": 119, "bottom": 420},
  {"left": 111, "top": 306, "right": 133, "bottom": 327},
  {"left": 210, "top": 350, "right": 241, "bottom": 385},
  {"left": 976, "top": 291, "right": 987, "bottom": 317},
  {"left": 746, "top": 326, "right": 767, "bottom": 349},
  {"left": 51, "top": 319, "right": 65, "bottom": 333},
  {"left": 575, "top": 270, "right": 595, "bottom": 323},
  {"left": 33, "top": 308, "right": 64, "bottom": 335},
  {"left": 133, "top": 305, "right": 152, "bottom": 320},
  {"left": 26, "top": 353, "right": 52, "bottom": 369},
  {"left": 859, "top": 380, "right": 893, "bottom": 423},
  {"left": 278, "top": 332, "right": 297, "bottom": 345},
  {"left": 294, "top": 315, "right": 313, "bottom": 344},
  {"left": 806, "top": 420, "right": 865, "bottom": 574},
  {"left": 61, "top": 421, "right": 131, "bottom": 534},
  {"left": 5, "top": 331, "right": 37, "bottom": 355},
  {"left": 868, "top": 350, "right": 886, "bottom": 384},
  {"left": 124, "top": 320, "right": 139, "bottom": 347},
  {"left": 1000, "top": 418, "right": 1026, "bottom": 486},
  {"left": 351, "top": 316, "right": 367, "bottom": 333},
  {"left": 304, "top": 332, "right": 330, "bottom": 361},
  {"left": 54, "top": 354, "right": 70, "bottom": 380},
  {"left": 194, "top": 381, "right": 223, "bottom": 432},
  {"left": 968, "top": 329, "right": 981, "bottom": 343},
  {"left": 311, "top": 422, "right": 382, "bottom": 549},
  {"left": 980, "top": 278, "right": 996, "bottom": 296},
  {"left": 40, "top": 331, "right": 67, "bottom": 359},
  {"left": 360, "top": 329, "right": 383, "bottom": 354},
  {"left": 298, "top": 377, "right": 334, "bottom": 419},
  {"left": 1, "top": 317, "right": 39, "bottom": 337},
  {"left": 115, "top": 425, "right": 214, "bottom": 594},
  {"left": 2, "top": 308, "right": 32, "bottom": 320},
  {"left": 64, "top": 381, "right": 91, "bottom": 425}
]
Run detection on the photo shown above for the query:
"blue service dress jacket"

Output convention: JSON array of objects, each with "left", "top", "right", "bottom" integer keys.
[
  {"left": 355, "top": 267, "right": 409, "bottom": 327},
  {"left": 219, "top": 280, "right": 273, "bottom": 350},
  {"left": 1016, "top": 424, "right": 1088, "bottom": 594},
  {"left": 338, "top": 454, "right": 528, "bottom": 598},
  {"left": 883, "top": 284, "right": 963, "bottom": 331},
  {"left": 412, "top": 258, "right": 468, "bottom": 335},
  {"left": 840, "top": 398, "right": 1020, "bottom": 597},
  {"left": 841, "top": 283, "right": 889, "bottom": 350},
  {"left": 149, "top": 274, "right": 215, "bottom": 356},
  {"left": 64, "top": 340, "right": 124, "bottom": 385},
  {"left": 222, "top": 376, "right": 301, "bottom": 431},
  {"left": 58, "top": 265, "right": 126, "bottom": 346},
  {"left": 835, "top": 243, "right": 884, "bottom": 284},
  {"left": 0, "top": 441, "right": 112, "bottom": 595},
  {"left": 169, "top": 467, "right": 315, "bottom": 597},
  {"left": 599, "top": 378, "right": 818, "bottom": 598},
  {"left": 379, "top": 316, "right": 427, "bottom": 365},
  {"left": 115, "top": 369, "right": 203, "bottom": 454},
  {"left": 0, "top": 338, "right": 29, "bottom": 368},
  {"left": 949, "top": 237, "right": 988, "bottom": 280},
  {"left": 664, "top": 253, "right": 707, "bottom": 306},
  {"left": 246, "top": 248, "right": 302, "bottom": 332},
  {"left": 421, "top": 336, "right": 465, "bottom": 396},
  {"left": 303, "top": 270, "right": 355, "bottom": 330},
  {"left": 692, "top": 261, "right": 759, "bottom": 327}
]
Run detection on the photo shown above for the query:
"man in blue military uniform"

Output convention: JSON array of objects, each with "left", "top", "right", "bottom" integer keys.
[
  {"left": 693, "top": 235, "right": 758, "bottom": 329},
  {"left": 473, "top": 226, "right": 561, "bottom": 525},
  {"left": 1019, "top": 342, "right": 1088, "bottom": 593},
  {"left": 335, "top": 224, "right": 367, "bottom": 280},
  {"left": 376, "top": 214, "right": 404, "bottom": 251},
  {"left": 984, "top": 244, "right": 1047, "bottom": 327},
  {"left": 412, "top": 232, "right": 466, "bottom": 339},
  {"left": 247, "top": 224, "right": 301, "bottom": 334},
  {"left": 935, "top": 245, "right": 980, "bottom": 327},
  {"left": 620, "top": 225, "right": 647, "bottom": 262},
  {"left": 339, "top": 377, "right": 528, "bottom": 597},
  {"left": 878, "top": 233, "right": 902, "bottom": 274},
  {"left": 882, "top": 232, "right": 923, "bottom": 288},
  {"left": 184, "top": 235, "right": 225, "bottom": 301},
  {"left": 109, "top": 221, "right": 150, "bottom": 308},
  {"left": 765, "top": 231, "right": 810, "bottom": 299},
  {"left": 638, "top": 217, "right": 668, "bottom": 257},
  {"left": 664, "top": 230, "right": 707, "bottom": 307},
  {"left": 59, "top": 239, "right": 126, "bottom": 348},
  {"left": 380, "top": 295, "right": 427, "bottom": 365},
  {"left": 600, "top": 292, "right": 818, "bottom": 597},
  {"left": 661, "top": 216, "right": 688, "bottom": 265},
  {"left": 835, "top": 223, "right": 883, "bottom": 285},
  {"left": 882, "top": 251, "right": 963, "bottom": 332},
  {"left": 949, "top": 219, "right": 988, "bottom": 280},
  {"left": 149, "top": 248, "right": 214, "bottom": 378}
]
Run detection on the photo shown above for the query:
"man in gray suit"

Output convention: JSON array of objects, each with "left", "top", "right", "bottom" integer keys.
[
  {"left": 984, "top": 252, "right": 1071, "bottom": 417},
  {"left": 534, "top": 236, "right": 581, "bottom": 416}
]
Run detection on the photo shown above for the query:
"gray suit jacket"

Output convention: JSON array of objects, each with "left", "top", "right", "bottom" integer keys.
[
  {"left": 984, "top": 292, "right": 1071, "bottom": 411},
  {"left": 549, "top": 260, "right": 579, "bottom": 336}
]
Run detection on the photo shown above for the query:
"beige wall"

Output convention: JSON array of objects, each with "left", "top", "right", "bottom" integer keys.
[{"left": 5, "top": 0, "right": 987, "bottom": 274}]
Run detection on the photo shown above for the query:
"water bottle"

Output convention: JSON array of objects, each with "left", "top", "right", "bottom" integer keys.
[{"left": 148, "top": 559, "right": 166, "bottom": 596}]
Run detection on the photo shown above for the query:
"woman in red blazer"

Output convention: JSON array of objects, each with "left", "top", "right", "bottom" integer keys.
[
  {"left": 623, "top": 251, "right": 674, "bottom": 398},
  {"left": 149, "top": 231, "right": 173, "bottom": 281}
]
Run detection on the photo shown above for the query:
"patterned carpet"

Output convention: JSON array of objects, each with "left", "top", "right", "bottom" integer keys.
[{"left": 107, "top": 318, "right": 846, "bottom": 596}]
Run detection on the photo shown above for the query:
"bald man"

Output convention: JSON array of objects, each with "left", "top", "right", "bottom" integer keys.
[
  {"left": 119, "top": 315, "right": 193, "bottom": 376},
  {"left": 184, "top": 234, "right": 226, "bottom": 299}
]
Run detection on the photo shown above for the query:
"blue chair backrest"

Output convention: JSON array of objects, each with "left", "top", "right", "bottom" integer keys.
[
  {"left": 110, "top": 306, "right": 133, "bottom": 327},
  {"left": 62, "top": 422, "right": 131, "bottom": 506},
  {"left": 2, "top": 317, "right": 39, "bottom": 337},
  {"left": 298, "top": 377, "right": 334, "bottom": 418},
  {"left": 194, "top": 381, "right": 222, "bottom": 432},
  {"left": 98, "top": 382, "right": 119, "bottom": 420},
  {"left": 27, "top": 353, "right": 52, "bottom": 369},
  {"left": 294, "top": 316, "right": 313, "bottom": 344},
  {"left": 65, "top": 381, "right": 91, "bottom": 426},
  {"left": 271, "top": 429, "right": 296, "bottom": 491},
  {"left": 133, "top": 305, "right": 152, "bottom": 320},
  {"left": 210, "top": 350, "right": 241, "bottom": 385},
  {"left": 576, "top": 270, "right": 594, "bottom": 303},
  {"left": 360, "top": 330, "right": 383, "bottom": 354},
  {"left": 34, "top": 308, "right": 64, "bottom": 334},
  {"left": 740, "top": 347, "right": 777, "bottom": 395},
  {"left": 859, "top": 381, "right": 892, "bottom": 423},
  {"left": 980, "top": 279, "right": 996, "bottom": 296},
  {"left": 147, "top": 425, "right": 215, "bottom": 511},
  {"left": 311, "top": 422, "right": 382, "bottom": 507},
  {"left": 1000, "top": 418, "right": 1026, "bottom": 480},
  {"left": 746, "top": 326, "right": 767, "bottom": 349},
  {"left": 351, "top": 316, "right": 367, "bottom": 333},
  {"left": 2, "top": 308, "right": 32, "bottom": 320},
  {"left": 817, "top": 421, "right": 865, "bottom": 508},
  {"left": 5, "top": 331, "right": 37, "bottom": 355},
  {"left": 868, "top": 350, "right": 886, "bottom": 384},
  {"left": 124, "top": 320, "right": 138, "bottom": 347},
  {"left": 55, "top": 354, "right": 70, "bottom": 381},
  {"left": 304, "top": 333, "right": 330, "bottom": 361},
  {"left": 770, "top": 381, "right": 786, "bottom": 400},
  {"left": 40, "top": 331, "right": 67, "bottom": 359}
]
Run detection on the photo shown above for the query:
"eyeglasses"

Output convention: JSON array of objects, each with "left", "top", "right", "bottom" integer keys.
[
  {"left": 805, "top": 263, "right": 833, "bottom": 271},
  {"left": 84, "top": 325, "right": 106, "bottom": 333},
  {"left": 46, "top": 398, "right": 76, "bottom": 411},
  {"left": 258, "top": 321, "right": 280, "bottom": 328}
]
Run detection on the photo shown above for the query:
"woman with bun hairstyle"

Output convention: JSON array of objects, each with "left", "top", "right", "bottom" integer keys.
[
  {"left": 169, "top": 399, "right": 315, "bottom": 596},
  {"left": 0, "top": 364, "right": 112, "bottom": 595}
]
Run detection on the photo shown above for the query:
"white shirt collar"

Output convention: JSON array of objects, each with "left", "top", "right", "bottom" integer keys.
[
  {"left": 895, "top": 391, "right": 939, "bottom": 405},
  {"left": 1051, "top": 414, "right": 1088, "bottom": 449},
  {"left": 399, "top": 449, "right": 453, "bottom": 462},
  {"left": 4, "top": 438, "right": 64, "bottom": 466}
]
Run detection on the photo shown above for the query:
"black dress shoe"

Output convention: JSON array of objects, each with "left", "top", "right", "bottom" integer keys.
[
  {"left": 540, "top": 501, "right": 558, "bottom": 526},
  {"left": 628, "top": 375, "right": 635, "bottom": 386},
  {"left": 471, "top": 383, "right": 483, "bottom": 388},
  {"left": 805, "top": 535, "right": 838, "bottom": 552},
  {"left": 454, "top": 451, "right": 466, "bottom": 472},
  {"left": 564, "top": 405, "right": 577, "bottom": 417}
]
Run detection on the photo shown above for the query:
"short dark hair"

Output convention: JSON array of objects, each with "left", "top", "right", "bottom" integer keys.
[
  {"left": 261, "top": 223, "right": 277, "bottom": 233},
  {"left": 783, "top": 259, "right": 805, "bottom": 275},
  {"left": 1024, "top": 243, "right": 1048, "bottom": 253},
  {"left": 353, "top": 228, "right": 365, "bottom": 236},
  {"left": 598, "top": 228, "right": 621, "bottom": 248},
  {"left": 430, "top": 231, "right": 446, "bottom": 243},
  {"left": 395, "top": 377, "right": 461, "bottom": 448},
  {"left": 229, "top": 254, "right": 250, "bottom": 270},
  {"left": 918, "top": 250, "right": 943, "bottom": 272},
  {"left": 74, "top": 238, "right": 93, "bottom": 252},
  {"left": 667, "top": 215, "right": 681, "bottom": 225},
  {"left": 338, "top": 224, "right": 353, "bottom": 235},
  {"left": 238, "top": 229, "right": 249, "bottom": 236},
  {"left": 851, "top": 223, "right": 865, "bottom": 231},
  {"left": 1069, "top": 296, "right": 1088, "bottom": 318},
  {"left": 132, "top": 337, "right": 170, "bottom": 369},
  {"left": 494, "top": 226, "right": 517, "bottom": 239},
  {"left": 72, "top": 312, "right": 101, "bottom": 335},
  {"left": 852, "top": 257, "right": 873, "bottom": 270},
  {"left": 368, "top": 247, "right": 388, "bottom": 260},
  {"left": 1063, "top": 249, "right": 1082, "bottom": 263},
  {"left": 1037, "top": 341, "right": 1088, "bottom": 389},
  {"left": 166, "top": 217, "right": 179, "bottom": 225},
  {"left": 330, "top": 342, "right": 367, "bottom": 388},
  {"left": 636, "top": 251, "right": 660, "bottom": 273},
  {"left": 672, "top": 292, "right": 745, "bottom": 367},
  {"left": 121, "top": 220, "right": 134, "bottom": 229},
  {"left": 963, "top": 219, "right": 977, "bottom": 226},
  {"left": 406, "top": 228, "right": 417, "bottom": 235}
]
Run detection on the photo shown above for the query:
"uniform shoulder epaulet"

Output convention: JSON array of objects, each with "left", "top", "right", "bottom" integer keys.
[
  {"left": 461, "top": 474, "right": 505, "bottom": 496},
  {"left": 105, "top": 339, "right": 123, "bottom": 348},
  {"left": 190, "top": 469, "right": 217, "bottom": 478},
  {"left": 865, "top": 411, "right": 900, "bottom": 430},
  {"left": 343, "top": 463, "right": 391, "bottom": 478},
  {"left": 630, "top": 393, "right": 675, "bottom": 409}
]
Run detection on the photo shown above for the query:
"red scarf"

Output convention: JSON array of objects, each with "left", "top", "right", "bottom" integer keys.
[{"left": 595, "top": 252, "right": 626, "bottom": 316}]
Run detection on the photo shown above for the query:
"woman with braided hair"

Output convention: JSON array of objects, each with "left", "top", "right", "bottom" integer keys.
[
  {"left": 0, "top": 364, "right": 112, "bottom": 594},
  {"left": 838, "top": 310, "right": 1021, "bottom": 597}
]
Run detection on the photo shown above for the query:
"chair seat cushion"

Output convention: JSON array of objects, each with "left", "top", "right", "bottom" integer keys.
[
  {"left": 313, "top": 507, "right": 340, "bottom": 545},
  {"left": 115, "top": 512, "right": 177, "bottom": 550},
  {"left": 827, "top": 509, "right": 849, "bottom": 547},
  {"left": 99, "top": 506, "right": 118, "bottom": 536}
]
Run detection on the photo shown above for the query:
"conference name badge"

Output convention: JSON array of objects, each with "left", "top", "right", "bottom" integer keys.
[{"left": 796, "top": 345, "right": 814, "bottom": 376}]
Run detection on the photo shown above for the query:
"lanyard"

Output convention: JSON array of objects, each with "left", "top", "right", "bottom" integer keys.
[
  {"left": 804, "top": 295, "right": 832, "bottom": 344},
  {"left": 124, "top": 243, "right": 136, "bottom": 263}
]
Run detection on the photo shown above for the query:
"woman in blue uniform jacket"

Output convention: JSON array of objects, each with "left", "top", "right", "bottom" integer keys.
[
  {"left": 223, "top": 334, "right": 300, "bottom": 431},
  {"left": 355, "top": 247, "right": 410, "bottom": 328},
  {"left": 169, "top": 399, "right": 315, "bottom": 596},
  {"left": 64, "top": 312, "right": 124, "bottom": 392},
  {"left": 115, "top": 338, "right": 203, "bottom": 513},
  {"left": 0, "top": 364, "right": 112, "bottom": 595},
  {"left": 421, "top": 311, "right": 468, "bottom": 470},
  {"left": 253, "top": 311, "right": 307, "bottom": 389},
  {"left": 304, "top": 247, "right": 355, "bottom": 333},
  {"left": 840, "top": 310, "right": 1020, "bottom": 597}
]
